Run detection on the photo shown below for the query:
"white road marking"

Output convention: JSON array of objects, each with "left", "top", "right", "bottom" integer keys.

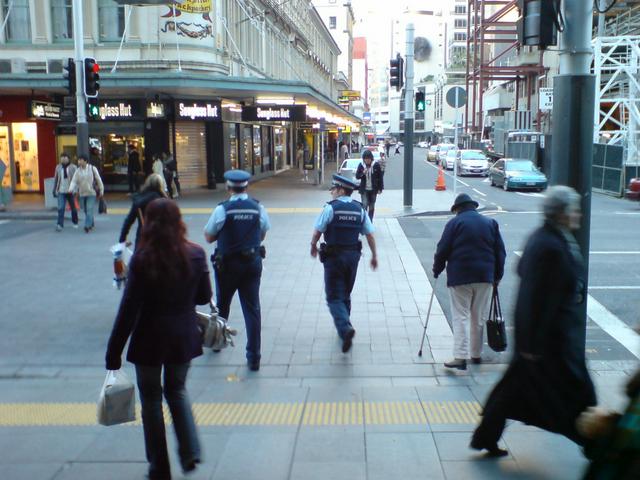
[
  {"left": 423, "top": 159, "right": 470, "bottom": 186},
  {"left": 589, "top": 286, "right": 640, "bottom": 290},
  {"left": 614, "top": 212, "right": 640, "bottom": 215},
  {"left": 482, "top": 178, "right": 490, "bottom": 183},
  {"left": 590, "top": 251, "right": 640, "bottom": 255},
  {"left": 515, "top": 192, "right": 545, "bottom": 197},
  {"left": 472, "top": 188, "right": 487, "bottom": 197},
  {"left": 0, "top": 220, "right": 9, "bottom": 225},
  {"left": 513, "top": 250, "right": 640, "bottom": 359}
]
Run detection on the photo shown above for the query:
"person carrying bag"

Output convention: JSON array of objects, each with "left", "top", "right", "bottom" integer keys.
[{"left": 486, "top": 286, "right": 507, "bottom": 353}]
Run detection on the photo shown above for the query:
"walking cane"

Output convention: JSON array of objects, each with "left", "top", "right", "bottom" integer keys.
[{"left": 418, "top": 279, "right": 437, "bottom": 357}]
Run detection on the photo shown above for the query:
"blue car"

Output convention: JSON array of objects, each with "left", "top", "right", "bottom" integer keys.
[{"left": 489, "top": 158, "right": 548, "bottom": 192}]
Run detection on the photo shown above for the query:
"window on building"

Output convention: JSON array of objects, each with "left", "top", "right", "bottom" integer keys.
[
  {"left": 329, "top": 16, "right": 336, "bottom": 29},
  {"left": 455, "top": 5, "right": 466, "bottom": 14},
  {"left": 1, "top": 0, "right": 30, "bottom": 42},
  {"left": 454, "top": 19, "right": 466, "bottom": 29},
  {"left": 52, "top": 0, "right": 73, "bottom": 40},
  {"left": 98, "top": 0, "right": 125, "bottom": 41},
  {"left": 454, "top": 32, "right": 466, "bottom": 41}
]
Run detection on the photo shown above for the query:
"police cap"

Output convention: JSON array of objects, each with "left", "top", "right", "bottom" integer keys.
[
  {"left": 224, "top": 169, "right": 251, "bottom": 188},
  {"left": 331, "top": 173, "right": 358, "bottom": 191}
]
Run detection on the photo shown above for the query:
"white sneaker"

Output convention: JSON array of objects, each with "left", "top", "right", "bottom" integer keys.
[
  {"left": 72, "top": 224, "right": 79, "bottom": 229},
  {"left": 55, "top": 224, "right": 62, "bottom": 232}
]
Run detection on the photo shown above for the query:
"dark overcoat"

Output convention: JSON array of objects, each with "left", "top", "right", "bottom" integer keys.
[
  {"left": 106, "top": 242, "right": 212, "bottom": 368},
  {"left": 355, "top": 161, "right": 384, "bottom": 194},
  {"left": 482, "top": 222, "right": 597, "bottom": 443},
  {"left": 118, "top": 190, "right": 164, "bottom": 244}
]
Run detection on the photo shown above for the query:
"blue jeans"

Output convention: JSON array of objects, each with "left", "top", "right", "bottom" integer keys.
[
  {"left": 323, "top": 250, "right": 360, "bottom": 338},
  {"left": 135, "top": 363, "right": 200, "bottom": 478},
  {"left": 214, "top": 256, "right": 263, "bottom": 363},
  {"left": 56, "top": 193, "right": 78, "bottom": 227},
  {"left": 79, "top": 195, "right": 95, "bottom": 229}
]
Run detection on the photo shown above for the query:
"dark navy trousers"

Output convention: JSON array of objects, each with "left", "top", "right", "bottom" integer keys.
[
  {"left": 214, "top": 256, "right": 262, "bottom": 363},
  {"left": 323, "top": 250, "right": 360, "bottom": 339}
]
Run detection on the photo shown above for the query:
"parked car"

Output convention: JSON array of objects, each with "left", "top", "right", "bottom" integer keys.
[
  {"left": 489, "top": 158, "right": 548, "bottom": 191},
  {"left": 427, "top": 145, "right": 439, "bottom": 162},
  {"left": 626, "top": 178, "right": 640, "bottom": 200},
  {"left": 443, "top": 149, "right": 458, "bottom": 170},
  {"left": 338, "top": 158, "right": 362, "bottom": 182},
  {"left": 417, "top": 141, "right": 429, "bottom": 148},
  {"left": 456, "top": 150, "right": 490, "bottom": 176},
  {"left": 436, "top": 143, "right": 457, "bottom": 165}
]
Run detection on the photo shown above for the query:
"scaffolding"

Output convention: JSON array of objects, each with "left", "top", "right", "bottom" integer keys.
[
  {"left": 465, "top": 0, "right": 546, "bottom": 139},
  {"left": 593, "top": 35, "right": 640, "bottom": 166}
]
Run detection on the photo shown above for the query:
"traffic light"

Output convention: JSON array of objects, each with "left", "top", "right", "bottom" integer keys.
[
  {"left": 87, "top": 98, "right": 99, "bottom": 120},
  {"left": 389, "top": 54, "right": 404, "bottom": 92},
  {"left": 516, "top": 0, "right": 557, "bottom": 48},
  {"left": 415, "top": 91, "right": 426, "bottom": 112},
  {"left": 63, "top": 58, "right": 75, "bottom": 96},
  {"left": 83, "top": 57, "right": 100, "bottom": 98}
]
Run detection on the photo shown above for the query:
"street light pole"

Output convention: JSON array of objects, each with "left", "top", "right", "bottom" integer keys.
[
  {"left": 73, "top": 0, "right": 89, "bottom": 159},
  {"left": 403, "top": 23, "right": 415, "bottom": 207}
]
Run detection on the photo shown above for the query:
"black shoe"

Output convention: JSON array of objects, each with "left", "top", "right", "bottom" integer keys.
[
  {"left": 471, "top": 357, "right": 482, "bottom": 365},
  {"left": 342, "top": 328, "right": 355, "bottom": 353},
  {"left": 181, "top": 457, "right": 200, "bottom": 474},
  {"left": 470, "top": 438, "right": 508, "bottom": 457},
  {"left": 248, "top": 360, "right": 260, "bottom": 371},
  {"left": 84, "top": 227, "right": 89, "bottom": 233},
  {"left": 212, "top": 349, "right": 221, "bottom": 353},
  {"left": 444, "top": 358, "right": 467, "bottom": 370}
]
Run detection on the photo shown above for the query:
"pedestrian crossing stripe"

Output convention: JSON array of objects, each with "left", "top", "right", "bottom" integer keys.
[
  {"left": 0, "top": 401, "right": 481, "bottom": 427},
  {"left": 107, "top": 207, "right": 392, "bottom": 215}
]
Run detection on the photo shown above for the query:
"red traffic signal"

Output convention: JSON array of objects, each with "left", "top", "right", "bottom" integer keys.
[{"left": 84, "top": 57, "right": 100, "bottom": 98}]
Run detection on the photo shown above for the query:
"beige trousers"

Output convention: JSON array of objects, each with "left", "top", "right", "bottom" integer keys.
[{"left": 449, "top": 283, "right": 493, "bottom": 359}]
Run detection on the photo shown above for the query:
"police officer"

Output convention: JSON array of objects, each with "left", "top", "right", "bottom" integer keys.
[
  {"left": 204, "top": 170, "right": 270, "bottom": 371},
  {"left": 310, "top": 174, "right": 378, "bottom": 353}
]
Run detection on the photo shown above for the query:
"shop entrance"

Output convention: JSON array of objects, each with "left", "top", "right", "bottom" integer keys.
[{"left": 0, "top": 123, "right": 40, "bottom": 192}]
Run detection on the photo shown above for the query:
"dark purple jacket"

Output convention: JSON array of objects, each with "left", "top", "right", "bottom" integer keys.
[
  {"left": 433, "top": 206, "right": 506, "bottom": 287},
  {"left": 106, "top": 242, "right": 212, "bottom": 369}
]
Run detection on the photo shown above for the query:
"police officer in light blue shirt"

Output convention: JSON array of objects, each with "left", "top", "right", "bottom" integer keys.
[
  {"left": 204, "top": 170, "right": 270, "bottom": 371},
  {"left": 310, "top": 174, "right": 378, "bottom": 353}
]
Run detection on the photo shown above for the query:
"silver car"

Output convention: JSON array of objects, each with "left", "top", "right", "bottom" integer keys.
[
  {"left": 443, "top": 148, "right": 458, "bottom": 170},
  {"left": 455, "top": 150, "right": 490, "bottom": 176},
  {"left": 338, "top": 158, "right": 362, "bottom": 182},
  {"left": 436, "top": 144, "right": 457, "bottom": 165}
]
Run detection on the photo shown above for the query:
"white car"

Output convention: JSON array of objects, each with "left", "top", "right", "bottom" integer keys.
[
  {"left": 436, "top": 144, "right": 457, "bottom": 165},
  {"left": 417, "top": 141, "right": 429, "bottom": 148},
  {"left": 456, "top": 150, "right": 490, "bottom": 176},
  {"left": 443, "top": 148, "right": 458, "bottom": 170},
  {"left": 338, "top": 159, "right": 362, "bottom": 182}
]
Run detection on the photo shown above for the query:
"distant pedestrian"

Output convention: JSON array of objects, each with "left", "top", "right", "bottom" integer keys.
[
  {"left": 119, "top": 174, "right": 167, "bottom": 248},
  {"left": 471, "top": 186, "right": 596, "bottom": 457},
  {"left": 310, "top": 174, "right": 378, "bottom": 353},
  {"left": 204, "top": 170, "right": 270, "bottom": 371},
  {"left": 152, "top": 154, "right": 168, "bottom": 193},
  {"left": 127, "top": 144, "right": 141, "bottom": 194},
  {"left": 0, "top": 158, "right": 7, "bottom": 211},
  {"left": 68, "top": 154, "right": 103, "bottom": 233},
  {"left": 394, "top": 143, "right": 401, "bottom": 156},
  {"left": 53, "top": 152, "right": 78, "bottom": 231},
  {"left": 339, "top": 142, "right": 349, "bottom": 162},
  {"left": 106, "top": 198, "right": 211, "bottom": 480},
  {"left": 162, "top": 152, "right": 181, "bottom": 199},
  {"left": 384, "top": 140, "right": 391, "bottom": 157},
  {"left": 433, "top": 193, "right": 506, "bottom": 370},
  {"left": 355, "top": 150, "right": 384, "bottom": 221}
]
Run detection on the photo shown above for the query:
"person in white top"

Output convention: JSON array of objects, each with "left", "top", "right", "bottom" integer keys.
[
  {"left": 53, "top": 152, "right": 78, "bottom": 231},
  {"left": 69, "top": 154, "right": 104, "bottom": 233}
]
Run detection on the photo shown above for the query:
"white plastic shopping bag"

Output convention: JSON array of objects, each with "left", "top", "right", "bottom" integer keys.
[
  {"left": 97, "top": 369, "right": 136, "bottom": 426},
  {"left": 110, "top": 242, "right": 133, "bottom": 290}
]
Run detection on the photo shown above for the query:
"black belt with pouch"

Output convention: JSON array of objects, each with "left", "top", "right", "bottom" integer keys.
[
  {"left": 211, "top": 246, "right": 266, "bottom": 271},
  {"left": 318, "top": 241, "right": 362, "bottom": 263}
]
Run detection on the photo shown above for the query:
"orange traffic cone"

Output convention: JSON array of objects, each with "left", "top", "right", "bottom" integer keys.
[{"left": 435, "top": 165, "right": 446, "bottom": 191}]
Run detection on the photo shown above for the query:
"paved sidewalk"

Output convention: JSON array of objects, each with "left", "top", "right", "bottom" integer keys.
[{"left": 0, "top": 169, "right": 634, "bottom": 480}]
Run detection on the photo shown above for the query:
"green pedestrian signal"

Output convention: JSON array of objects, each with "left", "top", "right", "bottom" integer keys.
[
  {"left": 415, "top": 91, "right": 426, "bottom": 112},
  {"left": 87, "top": 99, "right": 99, "bottom": 119}
]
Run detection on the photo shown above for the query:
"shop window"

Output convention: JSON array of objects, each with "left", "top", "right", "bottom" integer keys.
[
  {"left": 11, "top": 123, "right": 39, "bottom": 192},
  {"left": 52, "top": 0, "right": 73, "bottom": 41},
  {"left": 228, "top": 124, "right": 239, "bottom": 170},
  {"left": 98, "top": 0, "right": 125, "bottom": 42},
  {"left": 1, "top": 0, "right": 31, "bottom": 42},
  {"left": 274, "top": 127, "right": 286, "bottom": 170},
  {"left": 241, "top": 126, "right": 252, "bottom": 173},
  {"left": 175, "top": 122, "right": 207, "bottom": 188},
  {"left": 0, "top": 126, "right": 10, "bottom": 190},
  {"left": 261, "top": 126, "right": 271, "bottom": 172},
  {"left": 252, "top": 125, "right": 262, "bottom": 172}
]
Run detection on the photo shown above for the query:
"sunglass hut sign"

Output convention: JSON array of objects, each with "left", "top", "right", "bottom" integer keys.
[{"left": 177, "top": 101, "right": 221, "bottom": 120}]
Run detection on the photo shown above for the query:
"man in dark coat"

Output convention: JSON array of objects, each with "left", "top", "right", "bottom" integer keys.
[
  {"left": 127, "top": 144, "right": 141, "bottom": 194},
  {"left": 471, "top": 185, "right": 597, "bottom": 457},
  {"left": 355, "top": 149, "right": 384, "bottom": 221},
  {"left": 433, "top": 193, "right": 506, "bottom": 370}
]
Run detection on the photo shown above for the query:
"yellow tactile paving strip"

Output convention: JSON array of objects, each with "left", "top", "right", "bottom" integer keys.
[
  {"left": 0, "top": 401, "right": 481, "bottom": 427},
  {"left": 108, "top": 207, "right": 392, "bottom": 215}
]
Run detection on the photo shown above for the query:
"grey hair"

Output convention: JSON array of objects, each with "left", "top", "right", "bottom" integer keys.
[
  {"left": 142, "top": 173, "right": 168, "bottom": 197},
  {"left": 542, "top": 185, "right": 580, "bottom": 224}
]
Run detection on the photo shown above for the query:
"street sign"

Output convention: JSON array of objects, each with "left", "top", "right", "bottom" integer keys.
[
  {"left": 446, "top": 87, "right": 467, "bottom": 108},
  {"left": 539, "top": 87, "right": 553, "bottom": 111},
  {"left": 363, "top": 112, "right": 372, "bottom": 124},
  {"left": 339, "top": 90, "right": 360, "bottom": 101}
]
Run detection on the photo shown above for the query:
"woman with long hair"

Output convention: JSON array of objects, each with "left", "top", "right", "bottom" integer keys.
[
  {"left": 106, "top": 199, "right": 212, "bottom": 480},
  {"left": 118, "top": 173, "right": 167, "bottom": 247}
]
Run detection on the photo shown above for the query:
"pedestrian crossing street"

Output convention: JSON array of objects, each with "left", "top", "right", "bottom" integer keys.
[{"left": 0, "top": 400, "right": 482, "bottom": 427}]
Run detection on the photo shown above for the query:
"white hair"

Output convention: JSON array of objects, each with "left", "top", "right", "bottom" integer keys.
[{"left": 542, "top": 185, "right": 580, "bottom": 224}]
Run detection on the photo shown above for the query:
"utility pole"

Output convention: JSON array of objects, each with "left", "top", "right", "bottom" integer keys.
[
  {"left": 403, "top": 23, "right": 415, "bottom": 207},
  {"left": 73, "top": 0, "right": 89, "bottom": 159},
  {"left": 550, "top": 0, "right": 595, "bottom": 309}
]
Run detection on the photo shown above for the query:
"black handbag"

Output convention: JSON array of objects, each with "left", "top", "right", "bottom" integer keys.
[
  {"left": 486, "top": 287, "right": 507, "bottom": 352},
  {"left": 98, "top": 197, "right": 107, "bottom": 214}
]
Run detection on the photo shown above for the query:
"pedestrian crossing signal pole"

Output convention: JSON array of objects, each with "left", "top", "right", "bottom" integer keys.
[
  {"left": 72, "top": 0, "right": 89, "bottom": 159},
  {"left": 403, "top": 24, "right": 415, "bottom": 207}
]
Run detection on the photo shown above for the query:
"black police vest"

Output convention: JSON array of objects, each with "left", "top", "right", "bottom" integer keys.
[
  {"left": 324, "top": 200, "right": 364, "bottom": 246},
  {"left": 216, "top": 198, "right": 261, "bottom": 255}
]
